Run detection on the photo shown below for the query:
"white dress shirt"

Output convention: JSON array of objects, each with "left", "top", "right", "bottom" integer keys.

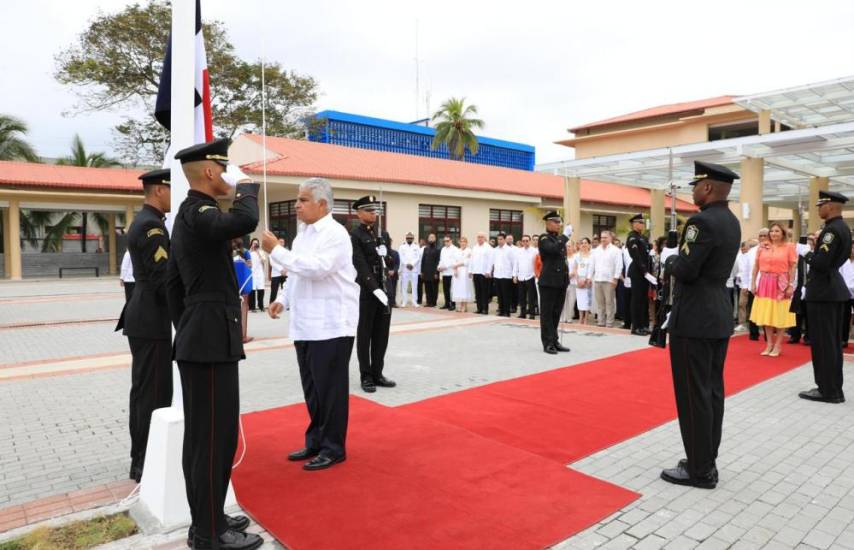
[
  {"left": 736, "top": 250, "right": 751, "bottom": 288},
  {"left": 469, "top": 242, "right": 494, "bottom": 275},
  {"left": 398, "top": 242, "right": 422, "bottom": 273},
  {"left": 622, "top": 247, "right": 632, "bottom": 288},
  {"left": 513, "top": 246, "right": 538, "bottom": 281},
  {"left": 492, "top": 244, "right": 516, "bottom": 279},
  {"left": 746, "top": 245, "right": 760, "bottom": 290},
  {"left": 841, "top": 259, "right": 854, "bottom": 299},
  {"left": 271, "top": 213, "right": 360, "bottom": 341},
  {"left": 438, "top": 244, "right": 459, "bottom": 275},
  {"left": 591, "top": 244, "right": 623, "bottom": 282},
  {"left": 120, "top": 250, "right": 134, "bottom": 283}
]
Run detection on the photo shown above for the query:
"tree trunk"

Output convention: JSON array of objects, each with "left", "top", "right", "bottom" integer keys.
[{"left": 81, "top": 212, "right": 88, "bottom": 253}]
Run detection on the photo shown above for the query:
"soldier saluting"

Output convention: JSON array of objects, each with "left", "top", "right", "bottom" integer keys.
[
  {"left": 660, "top": 161, "right": 740, "bottom": 490},
  {"left": 166, "top": 138, "right": 262, "bottom": 550},
  {"left": 115, "top": 168, "right": 172, "bottom": 483},
  {"left": 350, "top": 195, "right": 396, "bottom": 393},
  {"left": 626, "top": 213, "right": 652, "bottom": 336},
  {"left": 799, "top": 190, "right": 851, "bottom": 404}
]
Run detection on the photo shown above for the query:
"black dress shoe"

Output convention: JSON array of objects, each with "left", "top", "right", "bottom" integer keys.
[
  {"left": 375, "top": 376, "right": 396, "bottom": 388},
  {"left": 798, "top": 388, "right": 845, "bottom": 403},
  {"left": 361, "top": 378, "right": 376, "bottom": 393},
  {"left": 544, "top": 345, "right": 558, "bottom": 355},
  {"left": 554, "top": 343, "right": 570, "bottom": 352},
  {"left": 660, "top": 463, "right": 716, "bottom": 489},
  {"left": 517, "top": 313, "right": 527, "bottom": 319},
  {"left": 188, "top": 516, "right": 250, "bottom": 545},
  {"left": 304, "top": 454, "right": 346, "bottom": 471},
  {"left": 787, "top": 337, "right": 800, "bottom": 344},
  {"left": 749, "top": 335, "right": 759, "bottom": 341},
  {"left": 529, "top": 315, "right": 536, "bottom": 320},
  {"left": 288, "top": 447, "right": 320, "bottom": 461},
  {"left": 129, "top": 464, "right": 142, "bottom": 483},
  {"left": 191, "top": 529, "right": 263, "bottom": 550},
  {"left": 678, "top": 459, "right": 718, "bottom": 483},
  {"left": 631, "top": 328, "right": 651, "bottom": 336}
]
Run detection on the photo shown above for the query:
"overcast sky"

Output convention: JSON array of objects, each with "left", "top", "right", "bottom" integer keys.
[{"left": 3, "top": 0, "right": 854, "bottom": 164}]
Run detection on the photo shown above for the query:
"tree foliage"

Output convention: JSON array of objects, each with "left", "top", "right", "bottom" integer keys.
[
  {"left": 55, "top": 0, "right": 318, "bottom": 164},
  {"left": 0, "top": 114, "right": 40, "bottom": 162},
  {"left": 431, "top": 98, "right": 484, "bottom": 161},
  {"left": 56, "top": 134, "right": 121, "bottom": 167}
]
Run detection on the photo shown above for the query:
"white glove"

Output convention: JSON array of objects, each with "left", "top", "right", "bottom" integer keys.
[
  {"left": 376, "top": 245, "right": 387, "bottom": 257},
  {"left": 373, "top": 289, "right": 389, "bottom": 306},
  {"left": 221, "top": 164, "right": 250, "bottom": 187},
  {"left": 563, "top": 224, "right": 573, "bottom": 238}
]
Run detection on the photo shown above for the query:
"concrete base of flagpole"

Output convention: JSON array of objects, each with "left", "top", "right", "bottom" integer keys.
[{"left": 131, "top": 407, "right": 237, "bottom": 534}]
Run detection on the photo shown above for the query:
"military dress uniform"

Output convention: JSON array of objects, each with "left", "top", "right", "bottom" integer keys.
[
  {"left": 800, "top": 190, "right": 851, "bottom": 403},
  {"left": 115, "top": 169, "right": 173, "bottom": 483},
  {"left": 626, "top": 214, "right": 652, "bottom": 335},
  {"left": 662, "top": 161, "right": 741, "bottom": 489},
  {"left": 538, "top": 211, "right": 570, "bottom": 354},
  {"left": 350, "top": 195, "right": 395, "bottom": 393},
  {"left": 165, "top": 139, "right": 260, "bottom": 548}
]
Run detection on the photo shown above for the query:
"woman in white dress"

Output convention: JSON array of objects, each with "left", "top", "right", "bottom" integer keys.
[
  {"left": 573, "top": 237, "right": 594, "bottom": 325},
  {"left": 452, "top": 236, "right": 473, "bottom": 312},
  {"left": 249, "top": 238, "right": 269, "bottom": 311},
  {"left": 563, "top": 240, "right": 578, "bottom": 322}
]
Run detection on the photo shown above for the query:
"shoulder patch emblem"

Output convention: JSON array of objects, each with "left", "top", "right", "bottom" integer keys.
[
  {"left": 153, "top": 246, "right": 168, "bottom": 263},
  {"left": 823, "top": 232, "right": 834, "bottom": 244},
  {"left": 198, "top": 205, "right": 218, "bottom": 213},
  {"left": 685, "top": 225, "right": 699, "bottom": 243},
  {"left": 146, "top": 228, "right": 165, "bottom": 238}
]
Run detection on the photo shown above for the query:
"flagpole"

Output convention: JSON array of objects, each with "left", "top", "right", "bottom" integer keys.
[{"left": 260, "top": 0, "right": 269, "bottom": 231}]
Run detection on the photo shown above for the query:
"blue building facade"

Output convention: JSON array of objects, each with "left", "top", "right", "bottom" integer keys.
[{"left": 309, "top": 111, "right": 535, "bottom": 171}]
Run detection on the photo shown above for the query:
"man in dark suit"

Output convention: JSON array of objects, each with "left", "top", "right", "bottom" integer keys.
[
  {"left": 115, "top": 168, "right": 172, "bottom": 483},
  {"left": 661, "top": 161, "right": 741, "bottom": 490},
  {"left": 166, "top": 138, "right": 262, "bottom": 550},
  {"left": 626, "top": 213, "right": 652, "bottom": 336},
  {"left": 420, "top": 233, "right": 441, "bottom": 306},
  {"left": 787, "top": 236, "right": 811, "bottom": 344},
  {"left": 538, "top": 211, "right": 572, "bottom": 354},
  {"left": 386, "top": 236, "right": 400, "bottom": 308},
  {"left": 800, "top": 190, "right": 851, "bottom": 404}
]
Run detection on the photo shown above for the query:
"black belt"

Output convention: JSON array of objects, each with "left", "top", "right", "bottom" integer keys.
[{"left": 183, "top": 291, "right": 240, "bottom": 307}]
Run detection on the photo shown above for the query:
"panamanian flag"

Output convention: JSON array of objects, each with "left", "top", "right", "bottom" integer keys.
[{"left": 154, "top": 0, "right": 213, "bottom": 143}]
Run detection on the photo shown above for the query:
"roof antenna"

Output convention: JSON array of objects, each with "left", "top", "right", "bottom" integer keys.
[{"left": 415, "top": 18, "right": 420, "bottom": 120}]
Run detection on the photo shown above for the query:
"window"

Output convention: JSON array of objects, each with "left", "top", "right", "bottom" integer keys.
[
  {"left": 489, "top": 209, "right": 523, "bottom": 241},
  {"left": 269, "top": 200, "right": 297, "bottom": 244},
  {"left": 592, "top": 214, "right": 616, "bottom": 237},
  {"left": 708, "top": 121, "right": 758, "bottom": 141},
  {"left": 418, "top": 204, "right": 461, "bottom": 243},
  {"left": 332, "top": 199, "right": 387, "bottom": 232}
]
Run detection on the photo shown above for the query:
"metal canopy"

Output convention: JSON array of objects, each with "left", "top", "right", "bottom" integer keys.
[
  {"left": 736, "top": 75, "right": 854, "bottom": 129},
  {"left": 539, "top": 76, "right": 854, "bottom": 207}
]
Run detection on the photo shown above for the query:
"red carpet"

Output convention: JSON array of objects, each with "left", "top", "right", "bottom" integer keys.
[
  {"left": 233, "top": 335, "right": 811, "bottom": 548},
  {"left": 402, "top": 335, "right": 812, "bottom": 464},
  {"left": 232, "top": 398, "right": 638, "bottom": 550}
]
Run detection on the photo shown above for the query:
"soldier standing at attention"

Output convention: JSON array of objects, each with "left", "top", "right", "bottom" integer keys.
[
  {"left": 350, "top": 195, "right": 396, "bottom": 393},
  {"left": 799, "top": 190, "right": 851, "bottom": 403},
  {"left": 626, "top": 213, "right": 652, "bottom": 336},
  {"left": 166, "top": 138, "right": 262, "bottom": 550},
  {"left": 660, "top": 161, "right": 741, "bottom": 490},
  {"left": 538, "top": 211, "right": 573, "bottom": 354},
  {"left": 115, "top": 168, "right": 172, "bottom": 483}
]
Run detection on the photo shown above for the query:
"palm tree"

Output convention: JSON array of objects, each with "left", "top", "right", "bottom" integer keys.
[
  {"left": 0, "top": 114, "right": 39, "bottom": 161},
  {"left": 56, "top": 134, "right": 121, "bottom": 168},
  {"left": 430, "top": 98, "right": 484, "bottom": 161}
]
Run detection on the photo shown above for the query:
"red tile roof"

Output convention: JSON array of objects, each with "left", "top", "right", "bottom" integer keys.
[
  {"left": 570, "top": 95, "right": 735, "bottom": 133},
  {"left": 240, "top": 134, "right": 696, "bottom": 212},
  {"left": 0, "top": 161, "right": 143, "bottom": 192}
]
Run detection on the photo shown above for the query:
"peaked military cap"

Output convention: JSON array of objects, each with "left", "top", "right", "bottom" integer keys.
[
  {"left": 353, "top": 195, "right": 382, "bottom": 210},
  {"left": 629, "top": 213, "right": 644, "bottom": 223},
  {"left": 689, "top": 160, "right": 739, "bottom": 186},
  {"left": 816, "top": 189, "right": 849, "bottom": 206},
  {"left": 174, "top": 137, "right": 231, "bottom": 165},
  {"left": 542, "top": 210, "right": 562, "bottom": 222},
  {"left": 139, "top": 168, "right": 171, "bottom": 186}
]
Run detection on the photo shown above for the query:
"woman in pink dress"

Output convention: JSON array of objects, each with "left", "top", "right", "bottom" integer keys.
[{"left": 749, "top": 222, "right": 797, "bottom": 356}]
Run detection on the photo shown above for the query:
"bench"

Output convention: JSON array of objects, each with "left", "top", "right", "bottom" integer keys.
[{"left": 59, "top": 266, "right": 100, "bottom": 278}]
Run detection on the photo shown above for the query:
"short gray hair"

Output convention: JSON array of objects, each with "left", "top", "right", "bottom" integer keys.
[{"left": 300, "top": 177, "right": 333, "bottom": 207}]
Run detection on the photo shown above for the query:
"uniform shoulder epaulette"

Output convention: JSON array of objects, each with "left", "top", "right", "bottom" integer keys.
[
  {"left": 147, "top": 227, "right": 165, "bottom": 238},
  {"left": 198, "top": 205, "right": 218, "bottom": 213}
]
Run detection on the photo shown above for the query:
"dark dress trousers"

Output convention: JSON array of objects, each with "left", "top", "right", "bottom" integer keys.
[
  {"left": 538, "top": 231, "right": 570, "bottom": 348},
  {"left": 166, "top": 184, "right": 259, "bottom": 540},
  {"left": 627, "top": 230, "right": 651, "bottom": 331},
  {"left": 351, "top": 224, "right": 392, "bottom": 383},
  {"left": 386, "top": 247, "right": 400, "bottom": 307},
  {"left": 665, "top": 200, "right": 740, "bottom": 478},
  {"left": 420, "top": 244, "right": 441, "bottom": 306},
  {"left": 115, "top": 204, "right": 173, "bottom": 481},
  {"left": 804, "top": 216, "right": 852, "bottom": 399}
]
